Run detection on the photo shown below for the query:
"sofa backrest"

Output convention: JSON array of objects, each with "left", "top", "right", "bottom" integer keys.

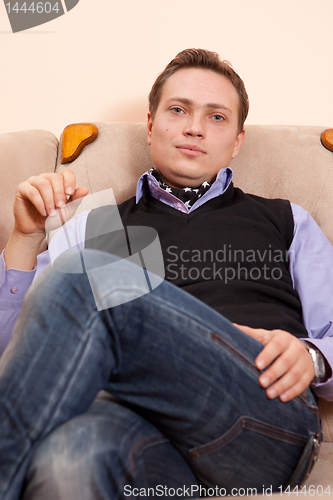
[
  {"left": 2, "top": 124, "right": 332, "bottom": 252},
  {"left": 56, "top": 123, "right": 333, "bottom": 243}
]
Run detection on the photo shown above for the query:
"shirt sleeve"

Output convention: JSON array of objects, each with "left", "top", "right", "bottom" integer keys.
[
  {"left": 0, "top": 249, "right": 50, "bottom": 356},
  {"left": 289, "top": 203, "right": 333, "bottom": 400},
  {"left": 0, "top": 210, "right": 90, "bottom": 357},
  {"left": 47, "top": 210, "right": 90, "bottom": 264}
]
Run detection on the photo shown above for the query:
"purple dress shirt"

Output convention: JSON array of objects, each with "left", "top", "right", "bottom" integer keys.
[{"left": 1, "top": 167, "right": 333, "bottom": 399}]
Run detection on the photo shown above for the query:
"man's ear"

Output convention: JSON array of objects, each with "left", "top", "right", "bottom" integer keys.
[
  {"left": 147, "top": 113, "right": 153, "bottom": 146},
  {"left": 231, "top": 129, "right": 245, "bottom": 159}
]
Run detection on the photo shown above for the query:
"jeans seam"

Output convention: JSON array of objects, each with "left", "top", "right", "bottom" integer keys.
[
  {"left": 210, "top": 333, "right": 320, "bottom": 413},
  {"left": 210, "top": 331, "right": 258, "bottom": 375},
  {"left": 189, "top": 416, "right": 308, "bottom": 459},
  {"left": 143, "top": 291, "right": 215, "bottom": 334},
  {"left": 294, "top": 394, "right": 319, "bottom": 413},
  {"left": 121, "top": 434, "right": 169, "bottom": 485}
]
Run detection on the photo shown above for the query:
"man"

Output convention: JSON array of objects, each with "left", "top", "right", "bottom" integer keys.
[{"left": 1, "top": 49, "right": 333, "bottom": 500}]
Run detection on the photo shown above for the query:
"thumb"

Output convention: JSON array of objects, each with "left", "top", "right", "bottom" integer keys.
[
  {"left": 45, "top": 187, "right": 89, "bottom": 233},
  {"left": 62, "top": 186, "right": 90, "bottom": 221},
  {"left": 70, "top": 186, "right": 89, "bottom": 202},
  {"left": 233, "top": 324, "right": 271, "bottom": 345}
]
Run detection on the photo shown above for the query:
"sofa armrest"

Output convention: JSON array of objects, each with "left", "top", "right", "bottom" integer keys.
[{"left": 0, "top": 129, "right": 59, "bottom": 252}]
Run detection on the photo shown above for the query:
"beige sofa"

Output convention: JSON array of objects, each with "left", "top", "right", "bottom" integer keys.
[{"left": 1, "top": 123, "right": 333, "bottom": 491}]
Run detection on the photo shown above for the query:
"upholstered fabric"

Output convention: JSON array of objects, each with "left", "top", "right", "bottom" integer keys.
[
  {"left": 56, "top": 123, "right": 333, "bottom": 243},
  {"left": 0, "top": 129, "right": 58, "bottom": 251},
  {"left": 56, "top": 122, "right": 153, "bottom": 207},
  {"left": 231, "top": 125, "right": 333, "bottom": 244}
]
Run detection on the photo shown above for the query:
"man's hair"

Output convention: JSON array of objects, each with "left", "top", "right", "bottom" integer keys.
[{"left": 148, "top": 48, "right": 249, "bottom": 133}]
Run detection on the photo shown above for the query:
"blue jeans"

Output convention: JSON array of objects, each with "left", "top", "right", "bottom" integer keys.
[
  {"left": 0, "top": 250, "right": 321, "bottom": 500},
  {"left": 22, "top": 395, "right": 198, "bottom": 500}
]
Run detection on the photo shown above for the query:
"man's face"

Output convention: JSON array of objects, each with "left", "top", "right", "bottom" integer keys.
[{"left": 147, "top": 68, "right": 245, "bottom": 188}]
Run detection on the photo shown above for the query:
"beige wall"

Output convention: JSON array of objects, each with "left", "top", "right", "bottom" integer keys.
[{"left": 1, "top": 0, "right": 332, "bottom": 137}]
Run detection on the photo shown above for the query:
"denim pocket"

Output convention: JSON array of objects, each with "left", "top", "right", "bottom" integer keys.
[
  {"left": 188, "top": 415, "right": 311, "bottom": 491},
  {"left": 189, "top": 415, "right": 308, "bottom": 458}
]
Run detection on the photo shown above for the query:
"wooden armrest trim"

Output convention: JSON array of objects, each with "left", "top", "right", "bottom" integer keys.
[
  {"left": 61, "top": 123, "right": 99, "bottom": 164},
  {"left": 321, "top": 129, "right": 333, "bottom": 153}
]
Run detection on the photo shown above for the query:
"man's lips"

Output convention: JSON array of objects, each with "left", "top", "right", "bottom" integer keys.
[{"left": 176, "top": 144, "right": 206, "bottom": 157}]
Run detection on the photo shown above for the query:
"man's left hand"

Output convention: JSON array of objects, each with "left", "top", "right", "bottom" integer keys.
[{"left": 234, "top": 325, "right": 315, "bottom": 403}]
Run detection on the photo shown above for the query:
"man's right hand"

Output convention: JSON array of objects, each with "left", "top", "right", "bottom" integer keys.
[
  {"left": 4, "top": 169, "right": 89, "bottom": 271},
  {"left": 13, "top": 169, "right": 89, "bottom": 237}
]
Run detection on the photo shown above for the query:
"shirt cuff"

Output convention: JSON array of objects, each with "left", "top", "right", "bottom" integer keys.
[
  {"left": 0, "top": 250, "right": 36, "bottom": 301},
  {"left": 301, "top": 337, "right": 333, "bottom": 400}
]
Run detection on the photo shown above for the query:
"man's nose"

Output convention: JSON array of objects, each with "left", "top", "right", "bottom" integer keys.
[{"left": 183, "top": 114, "right": 206, "bottom": 138}]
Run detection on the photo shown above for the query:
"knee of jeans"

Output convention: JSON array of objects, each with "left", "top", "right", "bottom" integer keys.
[
  {"left": 39, "top": 249, "right": 146, "bottom": 296},
  {"left": 51, "top": 249, "right": 120, "bottom": 275},
  {"left": 23, "top": 420, "right": 108, "bottom": 500},
  {"left": 27, "top": 250, "right": 109, "bottom": 310},
  {"left": 27, "top": 417, "right": 105, "bottom": 483},
  {"left": 28, "top": 256, "right": 87, "bottom": 303}
]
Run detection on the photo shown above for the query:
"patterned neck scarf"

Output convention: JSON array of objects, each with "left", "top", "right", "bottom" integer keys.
[{"left": 150, "top": 169, "right": 212, "bottom": 209}]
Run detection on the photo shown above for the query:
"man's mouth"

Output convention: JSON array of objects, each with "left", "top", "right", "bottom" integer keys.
[{"left": 176, "top": 144, "right": 206, "bottom": 157}]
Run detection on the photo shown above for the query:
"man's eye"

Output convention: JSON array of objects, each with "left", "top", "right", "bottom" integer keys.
[
  {"left": 212, "top": 115, "right": 224, "bottom": 121},
  {"left": 172, "top": 107, "right": 184, "bottom": 114}
]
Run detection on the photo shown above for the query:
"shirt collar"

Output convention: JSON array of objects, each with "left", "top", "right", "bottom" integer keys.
[{"left": 136, "top": 167, "right": 234, "bottom": 205}]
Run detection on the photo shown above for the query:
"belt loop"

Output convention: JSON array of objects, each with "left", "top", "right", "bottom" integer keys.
[{"left": 301, "top": 432, "right": 321, "bottom": 485}]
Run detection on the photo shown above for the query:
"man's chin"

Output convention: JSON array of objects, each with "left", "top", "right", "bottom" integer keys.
[{"left": 155, "top": 169, "right": 213, "bottom": 189}]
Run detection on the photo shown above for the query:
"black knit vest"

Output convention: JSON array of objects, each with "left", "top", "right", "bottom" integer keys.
[{"left": 85, "top": 182, "right": 307, "bottom": 338}]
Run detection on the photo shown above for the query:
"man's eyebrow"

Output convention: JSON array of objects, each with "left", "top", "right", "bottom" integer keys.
[{"left": 166, "top": 97, "right": 232, "bottom": 112}]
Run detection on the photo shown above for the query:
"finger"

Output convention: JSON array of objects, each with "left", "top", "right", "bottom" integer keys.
[
  {"left": 16, "top": 181, "right": 49, "bottom": 217},
  {"left": 265, "top": 364, "right": 314, "bottom": 402},
  {"left": 279, "top": 374, "right": 314, "bottom": 402},
  {"left": 55, "top": 171, "right": 88, "bottom": 211},
  {"left": 26, "top": 174, "right": 67, "bottom": 216},
  {"left": 59, "top": 169, "right": 78, "bottom": 197},
  {"left": 61, "top": 186, "right": 89, "bottom": 221},
  {"left": 258, "top": 343, "right": 301, "bottom": 389},
  {"left": 38, "top": 172, "right": 72, "bottom": 211},
  {"left": 45, "top": 187, "right": 89, "bottom": 233},
  {"left": 255, "top": 330, "right": 290, "bottom": 370},
  {"left": 69, "top": 186, "right": 89, "bottom": 201},
  {"left": 259, "top": 341, "right": 315, "bottom": 401},
  {"left": 58, "top": 188, "right": 89, "bottom": 222},
  {"left": 234, "top": 324, "right": 273, "bottom": 346},
  {"left": 19, "top": 177, "right": 59, "bottom": 216}
]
